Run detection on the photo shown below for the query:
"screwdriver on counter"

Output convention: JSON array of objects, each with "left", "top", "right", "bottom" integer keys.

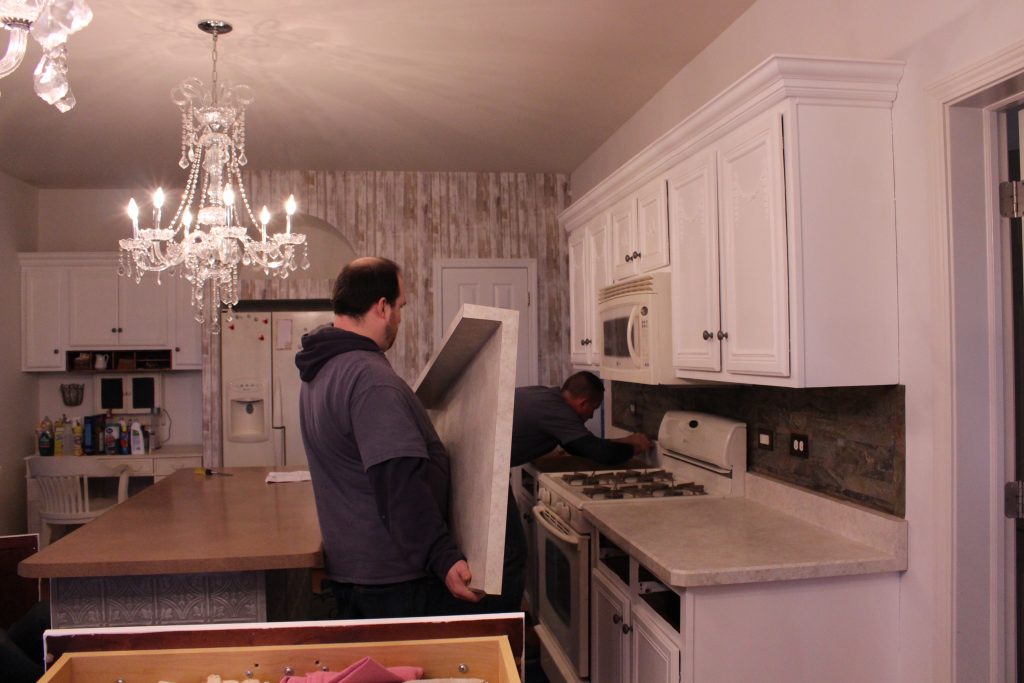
[{"left": 194, "top": 468, "right": 233, "bottom": 476}]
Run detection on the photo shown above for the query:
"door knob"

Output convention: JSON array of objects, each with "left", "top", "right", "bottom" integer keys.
[
  {"left": 717, "top": 330, "right": 729, "bottom": 340},
  {"left": 702, "top": 330, "right": 713, "bottom": 340}
]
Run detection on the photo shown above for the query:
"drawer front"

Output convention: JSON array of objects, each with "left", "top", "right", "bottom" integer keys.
[
  {"left": 154, "top": 456, "right": 202, "bottom": 476},
  {"left": 93, "top": 457, "right": 153, "bottom": 475}
]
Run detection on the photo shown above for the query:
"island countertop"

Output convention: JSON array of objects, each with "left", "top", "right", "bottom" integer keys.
[
  {"left": 583, "top": 473, "right": 908, "bottom": 589},
  {"left": 19, "top": 467, "right": 323, "bottom": 578}
]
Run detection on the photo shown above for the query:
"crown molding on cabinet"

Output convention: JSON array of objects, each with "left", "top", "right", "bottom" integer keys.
[{"left": 560, "top": 54, "right": 905, "bottom": 230}]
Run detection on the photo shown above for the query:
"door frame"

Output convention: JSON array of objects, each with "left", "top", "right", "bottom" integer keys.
[
  {"left": 432, "top": 257, "right": 539, "bottom": 386},
  {"left": 929, "top": 39, "right": 1024, "bottom": 682}
]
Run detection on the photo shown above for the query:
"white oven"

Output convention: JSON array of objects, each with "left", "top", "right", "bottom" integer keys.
[
  {"left": 597, "top": 272, "right": 680, "bottom": 385},
  {"left": 534, "top": 503, "right": 591, "bottom": 680}
]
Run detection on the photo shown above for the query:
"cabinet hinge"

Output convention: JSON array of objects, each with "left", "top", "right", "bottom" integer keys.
[
  {"left": 1005, "top": 481, "right": 1024, "bottom": 519},
  {"left": 999, "top": 181, "right": 1024, "bottom": 218}
]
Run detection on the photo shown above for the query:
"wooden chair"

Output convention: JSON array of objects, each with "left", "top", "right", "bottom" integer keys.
[{"left": 25, "top": 456, "right": 129, "bottom": 547}]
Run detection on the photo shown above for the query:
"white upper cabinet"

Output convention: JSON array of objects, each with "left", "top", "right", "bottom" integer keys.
[
  {"left": 68, "top": 263, "right": 172, "bottom": 348},
  {"left": 569, "top": 213, "right": 611, "bottom": 367},
  {"left": 21, "top": 260, "right": 66, "bottom": 371},
  {"left": 610, "top": 177, "right": 670, "bottom": 281},
  {"left": 171, "top": 276, "right": 203, "bottom": 369},
  {"left": 567, "top": 55, "right": 904, "bottom": 388},
  {"left": 672, "top": 111, "right": 790, "bottom": 381}
]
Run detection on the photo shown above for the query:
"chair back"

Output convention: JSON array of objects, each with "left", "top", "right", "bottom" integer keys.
[{"left": 26, "top": 456, "right": 129, "bottom": 524}]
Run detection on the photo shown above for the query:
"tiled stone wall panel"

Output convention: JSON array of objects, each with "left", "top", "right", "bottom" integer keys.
[{"left": 611, "top": 383, "right": 905, "bottom": 516}]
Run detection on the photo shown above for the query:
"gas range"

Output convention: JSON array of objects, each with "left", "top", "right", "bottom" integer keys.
[{"left": 536, "top": 411, "right": 748, "bottom": 532}]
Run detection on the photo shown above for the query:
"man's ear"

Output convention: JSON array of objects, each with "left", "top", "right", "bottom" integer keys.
[{"left": 373, "top": 297, "right": 389, "bottom": 319}]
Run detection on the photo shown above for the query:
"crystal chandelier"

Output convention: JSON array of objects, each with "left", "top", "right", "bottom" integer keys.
[
  {"left": 0, "top": 0, "right": 92, "bottom": 111},
  {"left": 118, "top": 20, "right": 308, "bottom": 332}
]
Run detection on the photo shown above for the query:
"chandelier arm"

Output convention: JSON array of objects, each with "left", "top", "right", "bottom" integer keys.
[{"left": 0, "top": 25, "right": 29, "bottom": 79}]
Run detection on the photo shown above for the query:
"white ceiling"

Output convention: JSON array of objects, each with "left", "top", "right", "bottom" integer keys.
[{"left": 0, "top": 0, "right": 756, "bottom": 189}]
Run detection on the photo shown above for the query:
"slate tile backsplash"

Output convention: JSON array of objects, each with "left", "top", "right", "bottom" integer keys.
[{"left": 611, "top": 382, "right": 906, "bottom": 517}]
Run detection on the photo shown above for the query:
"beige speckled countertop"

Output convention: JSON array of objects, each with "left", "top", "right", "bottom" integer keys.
[{"left": 583, "top": 473, "right": 907, "bottom": 588}]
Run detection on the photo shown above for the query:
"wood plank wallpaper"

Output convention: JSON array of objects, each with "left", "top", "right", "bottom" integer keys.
[
  {"left": 241, "top": 170, "right": 572, "bottom": 385},
  {"left": 204, "top": 170, "right": 571, "bottom": 464}
]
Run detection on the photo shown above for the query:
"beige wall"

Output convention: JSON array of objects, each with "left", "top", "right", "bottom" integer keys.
[{"left": 1, "top": 171, "right": 39, "bottom": 535}]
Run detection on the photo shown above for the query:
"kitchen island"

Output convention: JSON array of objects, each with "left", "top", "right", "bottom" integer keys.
[{"left": 19, "top": 466, "right": 322, "bottom": 628}]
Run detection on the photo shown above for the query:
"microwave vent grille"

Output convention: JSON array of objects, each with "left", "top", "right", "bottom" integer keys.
[{"left": 598, "top": 275, "right": 656, "bottom": 303}]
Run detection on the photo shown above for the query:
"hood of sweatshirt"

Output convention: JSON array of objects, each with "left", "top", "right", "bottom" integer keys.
[{"left": 294, "top": 325, "right": 382, "bottom": 382}]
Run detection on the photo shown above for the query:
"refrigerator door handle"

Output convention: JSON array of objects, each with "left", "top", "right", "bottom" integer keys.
[
  {"left": 272, "top": 426, "right": 286, "bottom": 468},
  {"left": 272, "top": 376, "right": 284, "bottom": 428}
]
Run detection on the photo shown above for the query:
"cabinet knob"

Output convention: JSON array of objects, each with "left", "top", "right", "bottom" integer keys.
[
  {"left": 175, "top": 346, "right": 181, "bottom": 352},
  {"left": 118, "top": 327, "right": 123, "bottom": 333},
  {"left": 624, "top": 254, "right": 632, "bottom": 263},
  {"left": 702, "top": 330, "right": 713, "bottom": 341},
  {"left": 111, "top": 327, "right": 117, "bottom": 333},
  {"left": 53, "top": 348, "right": 59, "bottom": 354},
  {"left": 717, "top": 330, "right": 729, "bottom": 341},
  {"left": 622, "top": 623, "right": 633, "bottom": 635},
  {"left": 632, "top": 250, "right": 641, "bottom": 259},
  {"left": 612, "top": 613, "right": 622, "bottom": 625}
]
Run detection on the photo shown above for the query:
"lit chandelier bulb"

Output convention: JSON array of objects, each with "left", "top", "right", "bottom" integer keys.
[
  {"left": 153, "top": 187, "right": 165, "bottom": 228},
  {"left": 285, "top": 194, "right": 296, "bottom": 235},
  {"left": 127, "top": 198, "right": 139, "bottom": 237},
  {"left": 259, "top": 205, "right": 270, "bottom": 242},
  {"left": 223, "top": 184, "right": 235, "bottom": 227},
  {"left": 182, "top": 207, "right": 193, "bottom": 238}
]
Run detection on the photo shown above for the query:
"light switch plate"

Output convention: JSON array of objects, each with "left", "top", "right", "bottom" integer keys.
[{"left": 757, "top": 428, "right": 774, "bottom": 450}]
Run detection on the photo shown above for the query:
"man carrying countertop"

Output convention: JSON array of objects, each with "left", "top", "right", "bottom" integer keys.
[
  {"left": 295, "top": 256, "right": 480, "bottom": 619},
  {"left": 440, "top": 370, "right": 653, "bottom": 616}
]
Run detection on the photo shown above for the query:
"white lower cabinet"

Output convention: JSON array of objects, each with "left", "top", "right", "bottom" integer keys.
[{"left": 593, "top": 539, "right": 681, "bottom": 683}]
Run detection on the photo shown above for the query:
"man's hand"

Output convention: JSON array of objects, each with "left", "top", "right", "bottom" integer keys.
[
  {"left": 615, "top": 432, "right": 654, "bottom": 455},
  {"left": 445, "top": 560, "right": 482, "bottom": 602}
]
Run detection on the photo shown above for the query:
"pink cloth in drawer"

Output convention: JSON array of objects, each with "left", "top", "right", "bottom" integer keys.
[{"left": 280, "top": 656, "right": 423, "bottom": 683}]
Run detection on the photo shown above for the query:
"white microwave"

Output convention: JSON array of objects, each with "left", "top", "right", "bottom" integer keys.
[{"left": 597, "top": 272, "right": 681, "bottom": 385}]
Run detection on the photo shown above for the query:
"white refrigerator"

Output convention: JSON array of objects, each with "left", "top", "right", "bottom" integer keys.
[{"left": 220, "top": 310, "right": 332, "bottom": 467}]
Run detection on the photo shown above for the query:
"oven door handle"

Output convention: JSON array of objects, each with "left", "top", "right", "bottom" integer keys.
[{"left": 534, "top": 505, "right": 585, "bottom": 546}]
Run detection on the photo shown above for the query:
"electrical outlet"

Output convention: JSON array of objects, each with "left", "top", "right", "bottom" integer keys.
[
  {"left": 756, "top": 428, "right": 774, "bottom": 450},
  {"left": 789, "top": 434, "right": 809, "bottom": 458}
]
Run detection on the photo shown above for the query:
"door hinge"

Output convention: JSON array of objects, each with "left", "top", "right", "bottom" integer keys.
[
  {"left": 1005, "top": 481, "right": 1024, "bottom": 519},
  {"left": 999, "top": 181, "right": 1024, "bottom": 218}
]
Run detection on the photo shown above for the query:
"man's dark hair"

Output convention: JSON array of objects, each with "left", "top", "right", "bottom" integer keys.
[
  {"left": 332, "top": 257, "right": 401, "bottom": 317},
  {"left": 561, "top": 371, "right": 605, "bottom": 403}
]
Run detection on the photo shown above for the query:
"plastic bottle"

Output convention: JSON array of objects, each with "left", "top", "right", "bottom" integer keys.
[
  {"left": 119, "top": 418, "right": 130, "bottom": 454},
  {"left": 130, "top": 421, "right": 144, "bottom": 455},
  {"left": 38, "top": 416, "right": 54, "bottom": 456},
  {"left": 72, "top": 418, "right": 84, "bottom": 456},
  {"left": 53, "top": 416, "right": 64, "bottom": 455}
]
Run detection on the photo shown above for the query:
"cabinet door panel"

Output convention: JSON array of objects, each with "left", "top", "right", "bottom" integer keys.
[
  {"left": 589, "top": 215, "right": 611, "bottom": 361},
  {"left": 668, "top": 151, "right": 721, "bottom": 372},
  {"left": 23, "top": 267, "right": 65, "bottom": 370},
  {"left": 718, "top": 112, "right": 790, "bottom": 377},
  {"left": 118, "top": 274, "right": 173, "bottom": 347},
  {"left": 611, "top": 196, "right": 638, "bottom": 281},
  {"left": 592, "top": 571, "right": 629, "bottom": 683},
  {"left": 636, "top": 178, "right": 670, "bottom": 272},
  {"left": 68, "top": 267, "right": 119, "bottom": 347},
  {"left": 632, "top": 605, "right": 680, "bottom": 683},
  {"left": 569, "top": 228, "right": 593, "bottom": 366},
  {"left": 172, "top": 277, "right": 203, "bottom": 369}
]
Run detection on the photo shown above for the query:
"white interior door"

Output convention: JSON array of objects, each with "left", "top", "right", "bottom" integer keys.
[{"left": 435, "top": 259, "right": 537, "bottom": 386}]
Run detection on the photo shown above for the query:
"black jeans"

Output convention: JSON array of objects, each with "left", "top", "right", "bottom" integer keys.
[
  {"left": 328, "top": 491, "right": 528, "bottom": 619},
  {"left": 0, "top": 601, "right": 48, "bottom": 683}
]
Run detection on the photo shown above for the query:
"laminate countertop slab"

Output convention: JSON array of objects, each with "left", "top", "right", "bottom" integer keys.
[
  {"left": 584, "top": 491, "right": 907, "bottom": 589},
  {"left": 19, "top": 467, "right": 322, "bottom": 578}
]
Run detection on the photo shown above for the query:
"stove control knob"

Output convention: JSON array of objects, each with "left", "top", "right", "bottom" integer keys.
[
  {"left": 539, "top": 489, "right": 550, "bottom": 505},
  {"left": 555, "top": 500, "right": 570, "bottom": 520}
]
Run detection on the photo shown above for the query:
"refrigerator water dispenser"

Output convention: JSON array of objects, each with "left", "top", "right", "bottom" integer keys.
[{"left": 226, "top": 380, "right": 269, "bottom": 442}]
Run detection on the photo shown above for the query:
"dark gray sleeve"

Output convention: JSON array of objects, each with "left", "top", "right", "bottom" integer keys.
[
  {"left": 367, "top": 457, "right": 465, "bottom": 581},
  {"left": 561, "top": 433, "right": 634, "bottom": 467}
]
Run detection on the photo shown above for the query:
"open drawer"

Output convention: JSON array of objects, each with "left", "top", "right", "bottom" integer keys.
[{"left": 39, "top": 635, "right": 519, "bottom": 682}]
